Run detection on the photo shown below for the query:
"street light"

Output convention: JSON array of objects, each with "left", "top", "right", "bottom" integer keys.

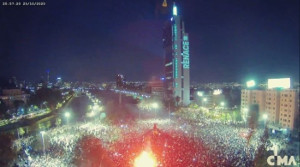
[
  {"left": 263, "top": 114, "right": 268, "bottom": 120},
  {"left": 40, "top": 131, "right": 46, "bottom": 156},
  {"left": 202, "top": 98, "right": 207, "bottom": 107},
  {"left": 152, "top": 103, "right": 158, "bottom": 109},
  {"left": 64, "top": 111, "right": 70, "bottom": 124},
  {"left": 65, "top": 112, "right": 70, "bottom": 118},
  {"left": 243, "top": 108, "right": 248, "bottom": 128},
  {"left": 87, "top": 111, "right": 95, "bottom": 118},
  {"left": 263, "top": 113, "right": 268, "bottom": 122},
  {"left": 197, "top": 91, "right": 203, "bottom": 97},
  {"left": 263, "top": 113, "right": 268, "bottom": 128},
  {"left": 152, "top": 103, "right": 159, "bottom": 118}
]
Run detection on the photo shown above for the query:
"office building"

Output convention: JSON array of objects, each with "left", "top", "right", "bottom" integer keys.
[
  {"left": 279, "top": 89, "right": 299, "bottom": 129},
  {"left": 163, "top": 2, "right": 190, "bottom": 105}
]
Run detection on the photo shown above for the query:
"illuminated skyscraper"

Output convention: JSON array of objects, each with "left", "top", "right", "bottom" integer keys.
[{"left": 163, "top": 2, "right": 190, "bottom": 105}]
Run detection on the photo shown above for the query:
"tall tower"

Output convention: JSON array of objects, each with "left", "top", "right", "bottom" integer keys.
[{"left": 163, "top": 2, "right": 190, "bottom": 105}]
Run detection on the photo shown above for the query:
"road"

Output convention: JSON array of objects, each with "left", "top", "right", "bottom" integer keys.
[
  {"left": 90, "top": 89, "right": 168, "bottom": 123},
  {"left": 4, "top": 95, "right": 91, "bottom": 137}
]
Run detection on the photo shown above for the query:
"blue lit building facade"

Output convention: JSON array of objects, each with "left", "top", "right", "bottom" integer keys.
[{"left": 163, "top": 3, "right": 190, "bottom": 105}]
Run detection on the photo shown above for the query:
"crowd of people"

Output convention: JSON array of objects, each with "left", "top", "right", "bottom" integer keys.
[
  {"left": 12, "top": 120, "right": 121, "bottom": 166},
  {"left": 11, "top": 105, "right": 289, "bottom": 167},
  {"left": 103, "top": 117, "right": 266, "bottom": 167}
]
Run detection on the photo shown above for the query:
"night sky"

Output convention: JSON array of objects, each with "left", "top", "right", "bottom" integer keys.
[{"left": 0, "top": 0, "right": 299, "bottom": 83}]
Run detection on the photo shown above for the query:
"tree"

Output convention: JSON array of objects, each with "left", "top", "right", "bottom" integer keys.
[
  {"left": 0, "top": 100, "right": 8, "bottom": 119},
  {"left": 253, "top": 127, "right": 269, "bottom": 167},
  {"left": 0, "top": 133, "right": 17, "bottom": 166},
  {"left": 55, "top": 118, "right": 62, "bottom": 127},
  {"left": 69, "top": 90, "right": 75, "bottom": 96},
  {"left": 29, "top": 88, "right": 62, "bottom": 109},
  {"left": 13, "top": 100, "right": 25, "bottom": 109},
  {"left": 73, "top": 136, "right": 113, "bottom": 167}
]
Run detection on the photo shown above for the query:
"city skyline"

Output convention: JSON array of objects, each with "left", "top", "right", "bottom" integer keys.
[
  {"left": 0, "top": 1, "right": 299, "bottom": 166},
  {"left": 0, "top": 0, "right": 299, "bottom": 83}
]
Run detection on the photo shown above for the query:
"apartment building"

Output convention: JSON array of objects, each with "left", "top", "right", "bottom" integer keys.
[
  {"left": 279, "top": 89, "right": 299, "bottom": 129},
  {"left": 241, "top": 88, "right": 299, "bottom": 130}
]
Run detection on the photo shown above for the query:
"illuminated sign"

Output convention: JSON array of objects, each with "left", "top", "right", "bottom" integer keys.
[
  {"left": 268, "top": 78, "right": 290, "bottom": 89},
  {"left": 182, "top": 35, "right": 189, "bottom": 69},
  {"left": 246, "top": 80, "right": 255, "bottom": 88},
  {"left": 213, "top": 89, "right": 222, "bottom": 95}
]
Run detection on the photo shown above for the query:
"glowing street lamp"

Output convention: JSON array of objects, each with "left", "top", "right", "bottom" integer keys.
[
  {"left": 64, "top": 111, "right": 71, "bottom": 124},
  {"left": 197, "top": 91, "right": 203, "bottom": 97},
  {"left": 263, "top": 113, "right": 268, "bottom": 127},
  {"left": 40, "top": 131, "right": 46, "bottom": 156},
  {"left": 202, "top": 98, "right": 207, "bottom": 107},
  {"left": 243, "top": 108, "right": 249, "bottom": 128},
  {"left": 134, "top": 151, "right": 157, "bottom": 167},
  {"left": 152, "top": 103, "right": 158, "bottom": 109},
  {"left": 263, "top": 114, "right": 268, "bottom": 120},
  {"left": 87, "top": 111, "right": 95, "bottom": 118},
  {"left": 152, "top": 103, "right": 159, "bottom": 118},
  {"left": 64, "top": 112, "right": 70, "bottom": 118}
]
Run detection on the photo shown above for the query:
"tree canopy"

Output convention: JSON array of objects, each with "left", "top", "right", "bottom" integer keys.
[{"left": 29, "top": 88, "right": 62, "bottom": 109}]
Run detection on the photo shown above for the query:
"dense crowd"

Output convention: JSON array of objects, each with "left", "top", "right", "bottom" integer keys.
[
  {"left": 13, "top": 121, "right": 120, "bottom": 166},
  {"left": 105, "top": 117, "right": 266, "bottom": 167},
  {"left": 12, "top": 108, "right": 276, "bottom": 167}
]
